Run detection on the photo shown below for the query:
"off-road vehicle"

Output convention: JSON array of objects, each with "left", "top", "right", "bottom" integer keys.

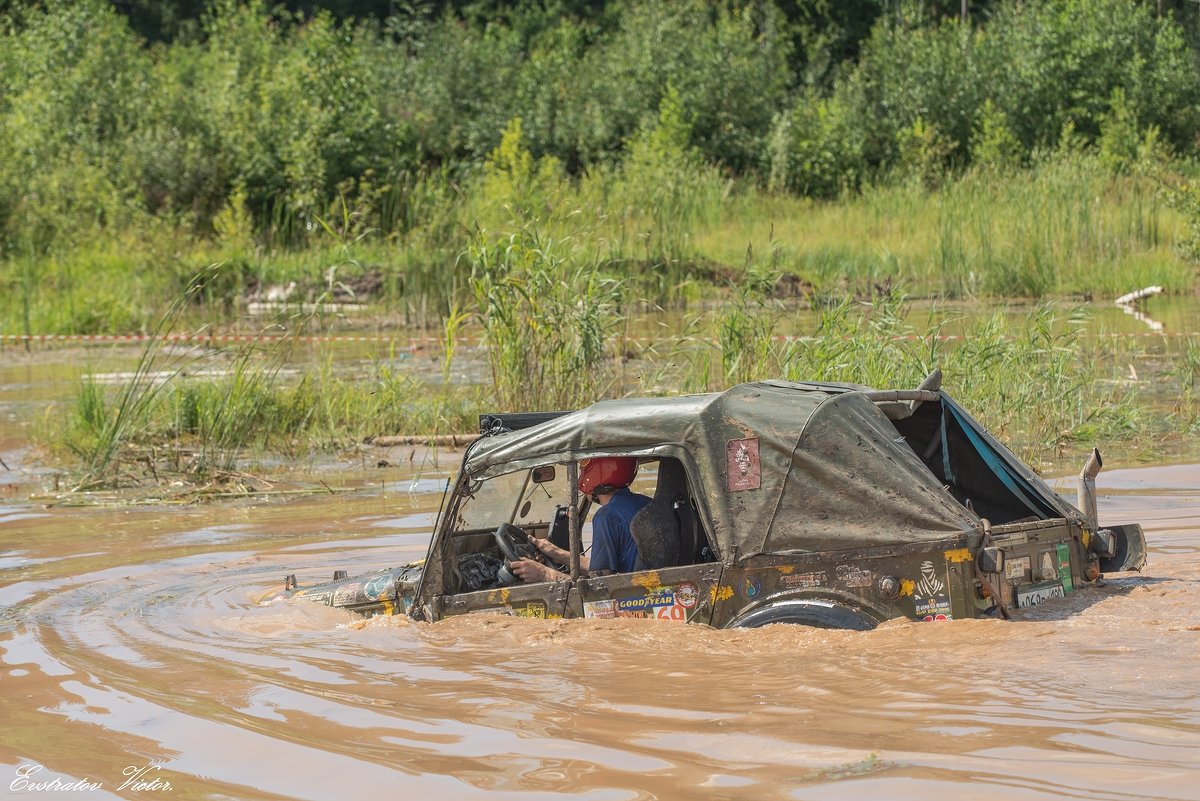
[{"left": 275, "top": 372, "right": 1146, "bottom": 629}]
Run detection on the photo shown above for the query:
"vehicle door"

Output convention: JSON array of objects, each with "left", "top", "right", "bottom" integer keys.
[
  {"left": 440, "top": 579, "right": 571, "bottom": 620},
  {"left": 566, "top": 563, "right": 723, "bottom": 625},
  {"left": 562, "top": 456, "right": 724, "bottom": 625},
  {"left": 436, "top": 464, "right": 573, "bottom": 620}
]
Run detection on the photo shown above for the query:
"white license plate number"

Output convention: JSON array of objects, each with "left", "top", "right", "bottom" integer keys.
[{"left": 1016, "top": 581, "right": 1065, "bottom": 608}]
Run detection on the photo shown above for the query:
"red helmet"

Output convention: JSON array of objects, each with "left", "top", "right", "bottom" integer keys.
[{"left": 579, "top": 457, "right": 637, "bottom": 497}]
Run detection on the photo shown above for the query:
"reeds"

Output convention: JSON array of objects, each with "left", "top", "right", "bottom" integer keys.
[
  {"left": 466, "top": 227, "right": 622, "bottom": 411},
  {"left": 44, "top": 292, "right": 1191, "bottom": 486},
  {"left": 63, "top": 279, "right": 205, "bottom": 489},
  {"left": 657, "top": 286, "right": 1157, "bottom": 463}
]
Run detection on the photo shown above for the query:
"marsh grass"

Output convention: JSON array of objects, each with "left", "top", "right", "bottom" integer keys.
[
  {"left": 467, "top": 227, "right": 622, "bottom": 411},
  {"left": 170, "top": 343, "right": 288, "bottom": 475},
  {"left": 41, "top": 239, "right": 1196, "bottom": 489},
  {"left": 64, "top": 280, "right": 205, "bottom": 489},
  {"left": 56, "top": 342, "right": 480, "bottom": 487},
  {"left": 50, "top": 266, "right": 480, "bottom": 486},
  {"left": 655, "top": 285, "right": 1160, "bottom": 462}
]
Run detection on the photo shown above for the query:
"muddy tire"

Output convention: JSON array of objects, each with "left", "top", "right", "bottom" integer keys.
[{"left": 728, "top": 599, "right": 877, "bottom": 631}]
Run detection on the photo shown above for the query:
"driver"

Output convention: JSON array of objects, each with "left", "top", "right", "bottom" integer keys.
[{"left": 510, "top": 457, "right": 651, "bottom": 582}]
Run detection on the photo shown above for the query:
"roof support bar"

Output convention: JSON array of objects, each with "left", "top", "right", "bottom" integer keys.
[{"left": 568, "top": 462, "right": 582, "bottom": 580}]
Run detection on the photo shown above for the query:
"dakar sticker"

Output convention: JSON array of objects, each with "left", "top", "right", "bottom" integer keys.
[
  {"left": 675, "top": 582, "right": 699, "bottom": 609},
  {"left": 835, "top": 565, "right": 873, "bottom": 588},
  {"left": 781, "top": 571, "right": 825, "bottom": 590},
  {"left": 916, "top": 560, "right": 945, "bottom": 597},
  {"left": 726, "top": 437, "right": 761, "bottom": 491},
  {"left": 742, "top": 575, "right": 762, "bottom": 599}
]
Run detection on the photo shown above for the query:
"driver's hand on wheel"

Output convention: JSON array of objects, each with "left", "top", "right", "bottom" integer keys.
[
  {"left": 510, "top": 558, "right": 559, "bottom": 583},
  {"left": 529, "top": 537, "right": 568, "bottom": 566}
]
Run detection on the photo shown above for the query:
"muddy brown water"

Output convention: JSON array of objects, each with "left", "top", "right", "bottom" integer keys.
[
  {"left": 2, "top": 302, "right": 1200, "bottom": 801},
  {"left": 0, "top": 456, "right": 1197, "bottom": 800}
]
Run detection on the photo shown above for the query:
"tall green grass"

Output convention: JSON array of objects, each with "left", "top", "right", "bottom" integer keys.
[
  {"left": 53, "top": 349, "right": 479, "bottom": 488},
  {"left": 3, "top": 147, "right": 1189, "bottom": 337},
  {"left": 44, "top": 282, "right": 1197, "bottom": 486},
  {"left": 657, "top": 285, "right": 1167, "bottom": 462},
  {"left": 467, "top": 227, "right": 622, "bottom": 411},
  {"left": 62, "top": 280, "right": 205, "bottom": 488}
]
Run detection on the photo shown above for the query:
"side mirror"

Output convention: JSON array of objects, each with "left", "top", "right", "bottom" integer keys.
[{"left": 531, "top": 465, "right": 556, "bottom": 484}]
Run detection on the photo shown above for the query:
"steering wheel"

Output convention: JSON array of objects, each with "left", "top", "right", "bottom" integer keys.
[
  {"left": 493, "top": 523, "right": 537, "bottom": 585},
  {"left": 493, "top": 523, "right": 531, "bottom": 562}
]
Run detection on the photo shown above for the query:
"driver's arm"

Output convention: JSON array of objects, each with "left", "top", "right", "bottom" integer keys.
[
  {"left": 512, "top": 538, "right": 592, "bottom": 582},
  {"left": 529, "top": 537, "right": 588, "bottom": 570}
]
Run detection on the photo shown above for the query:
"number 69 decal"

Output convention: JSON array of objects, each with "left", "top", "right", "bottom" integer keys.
[{"left": 655, "top": 603, "right": 686, "bottom": 622}]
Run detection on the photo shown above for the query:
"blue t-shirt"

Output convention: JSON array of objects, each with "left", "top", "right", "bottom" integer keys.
[{"left": 589, "top": 487, "right": 652, "bottom": 574}]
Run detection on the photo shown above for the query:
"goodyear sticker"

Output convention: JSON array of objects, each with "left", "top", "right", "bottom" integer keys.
[{"left": 583, "top": 587, "right": 688, "bottom": 622}]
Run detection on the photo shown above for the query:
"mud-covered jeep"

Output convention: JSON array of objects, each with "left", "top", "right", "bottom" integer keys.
[{"left": 277, "top": 372, "right": 1146, "bottom": 629}]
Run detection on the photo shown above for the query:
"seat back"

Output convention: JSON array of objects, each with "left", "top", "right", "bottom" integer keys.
[{"left": 630, "top": 459, "right": 689, "bottom": 569}]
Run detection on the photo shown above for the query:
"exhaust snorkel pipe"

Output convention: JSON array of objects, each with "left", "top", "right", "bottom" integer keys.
[
  {"left": 1076, "top": 447, "right": 1147, "bottom": 571},
  {"left": 1077, "top": 448, "right": 1102, "bottom": 531}
]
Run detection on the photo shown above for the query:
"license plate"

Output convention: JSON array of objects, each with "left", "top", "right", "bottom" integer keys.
[{"left": 1016, "top": 581, "right": 1066, "bottom": 608}]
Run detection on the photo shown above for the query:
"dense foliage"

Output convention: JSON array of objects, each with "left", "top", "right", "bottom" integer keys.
[
  {"left": 0, "top": 0, "right": 1198, "bottom": 346},
  {"left": 1, "top": 0, "right": 1197, "bottom": 250}
]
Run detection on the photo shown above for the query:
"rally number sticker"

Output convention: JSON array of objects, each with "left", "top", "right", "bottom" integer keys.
[{"left": 654, "top": 604, "right": 687, "bottom": 623}]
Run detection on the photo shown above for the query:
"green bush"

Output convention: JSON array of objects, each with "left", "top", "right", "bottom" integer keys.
[{"left": 767, "top": 90, "right": 865, "bottom": 197}]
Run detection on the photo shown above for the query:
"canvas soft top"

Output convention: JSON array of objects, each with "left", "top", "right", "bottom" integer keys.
[{"left": 464, "top": 381, "right": 983, "bottom": 560}]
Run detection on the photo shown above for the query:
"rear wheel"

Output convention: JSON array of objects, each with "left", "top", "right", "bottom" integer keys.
[{"left": 729, "top": 600, "right": 877, "bottom": 631}]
